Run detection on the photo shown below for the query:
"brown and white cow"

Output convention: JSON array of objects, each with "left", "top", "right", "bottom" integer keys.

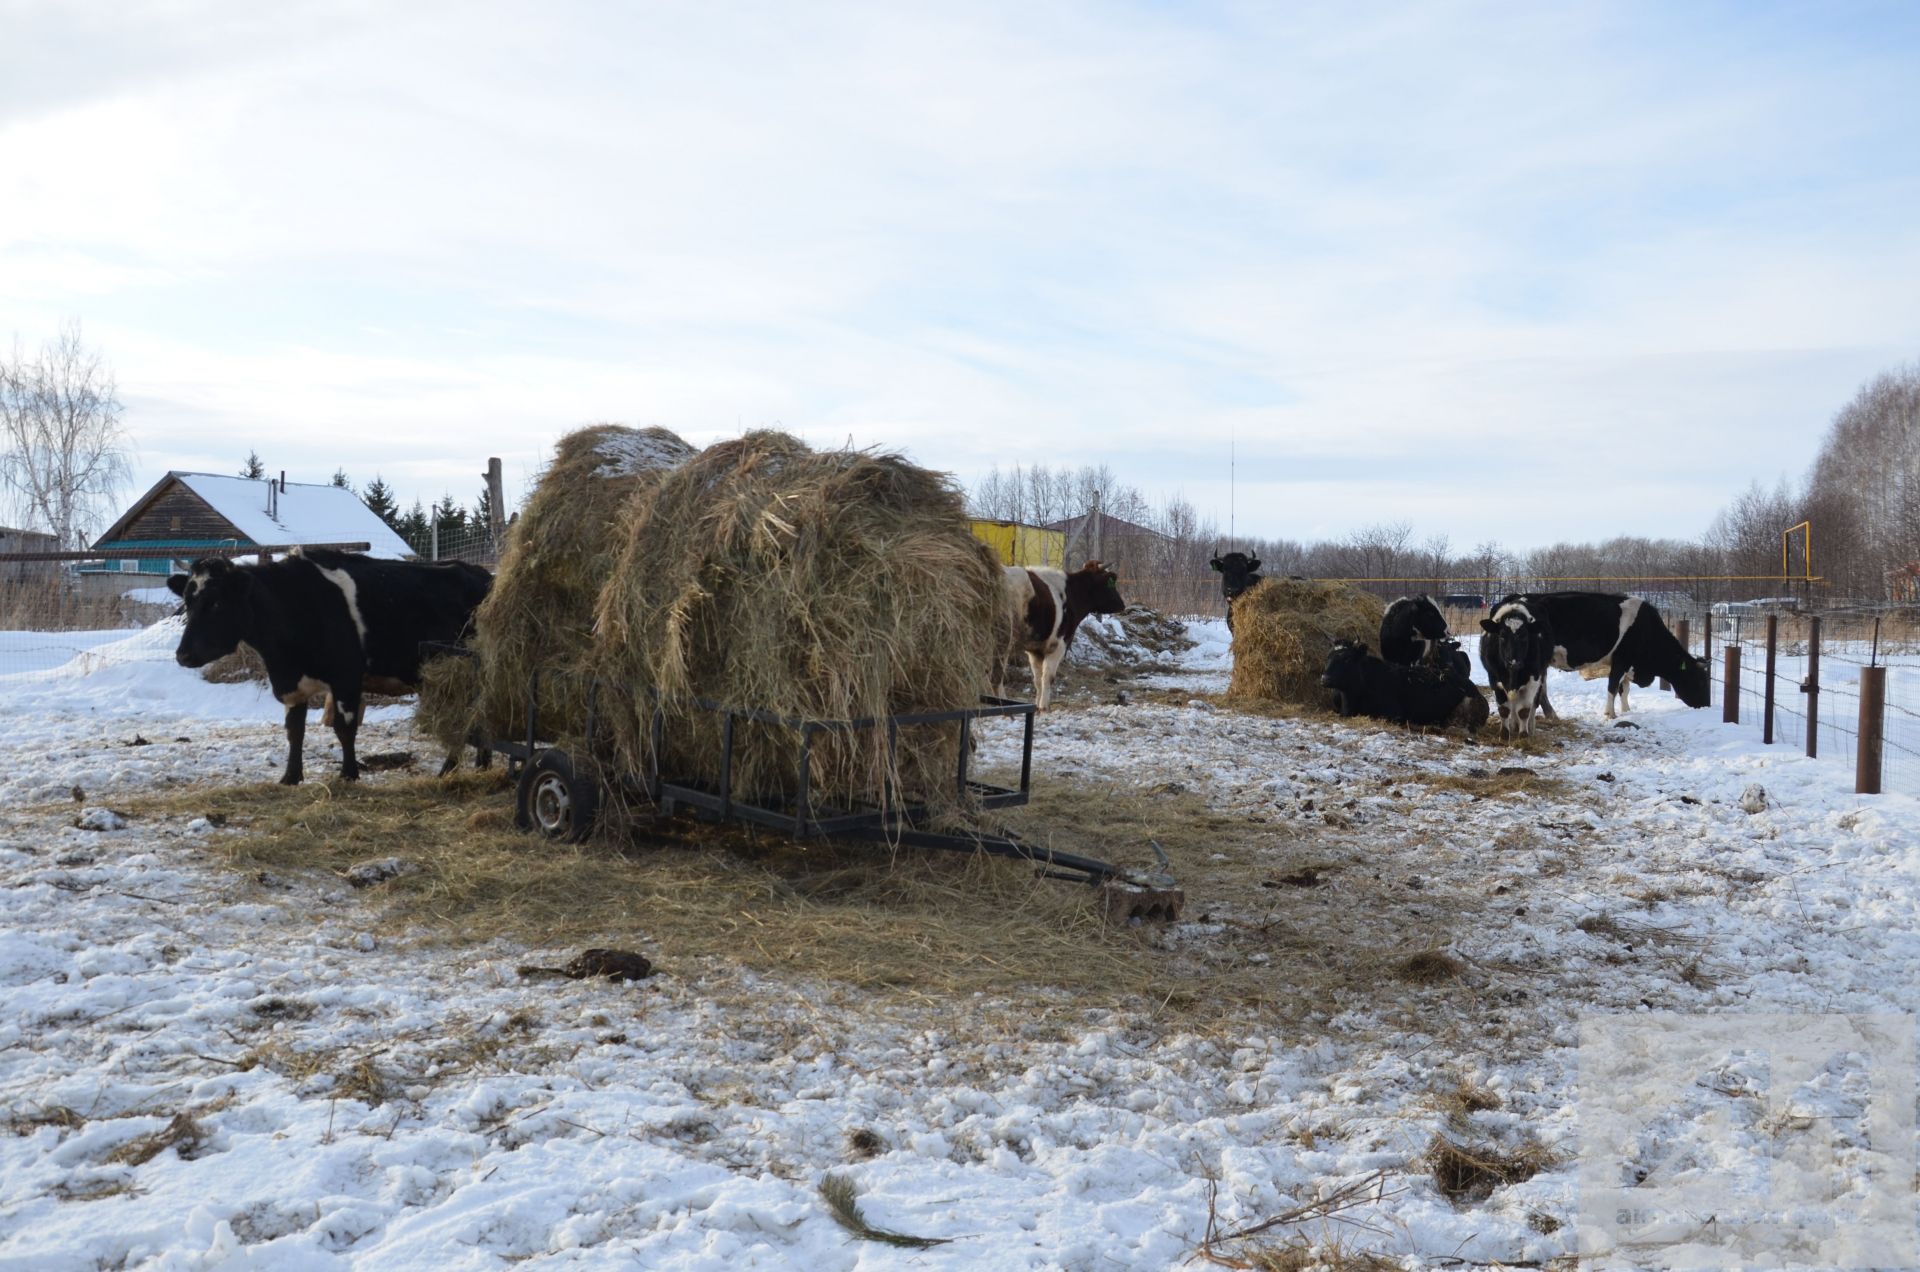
[{"left": 995, "top": 560, "right": 1125, "bottom": 710}]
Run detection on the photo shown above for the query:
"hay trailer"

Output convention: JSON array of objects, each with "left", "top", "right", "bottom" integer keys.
[{"left": 453, "top": 658, "right": 1182, "bottom": 923}]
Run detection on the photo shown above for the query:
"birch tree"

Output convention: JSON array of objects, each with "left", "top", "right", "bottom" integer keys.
[{"left": 0, "top": 323, "right": 132, "bottom": 549}]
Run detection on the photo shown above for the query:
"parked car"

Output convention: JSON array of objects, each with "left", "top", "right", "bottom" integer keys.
[{"left": 1439, "top": 593, "right": 1486, "bottom": 611}]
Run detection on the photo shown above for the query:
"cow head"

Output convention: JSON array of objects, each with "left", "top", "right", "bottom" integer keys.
[
  {"left": 166, "top": 558, "right": 253, "bottom": 668},
  {"left": 1320, "top": 639, "right": 1369, "bottom": 689},
  {"left": 1478, "top": 610, "right": 1547, "bottom": 690},
  {"left": 1209, "top": 551, "right": 1263, "bottom": 600},
  {"left": 1066, "top": 560, "right": 1125, "bottom": 617},
  {"left": 1668, "top": 654, "right": 1711, "bottom": 708}
]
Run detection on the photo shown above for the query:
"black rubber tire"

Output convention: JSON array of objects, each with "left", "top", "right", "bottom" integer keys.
[{"left": 514, "top": 749, "right": 601, "bottom": 843}]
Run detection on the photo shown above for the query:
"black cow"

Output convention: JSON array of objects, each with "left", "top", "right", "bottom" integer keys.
[
  {"left": 1210, "top": 551, "right": 1262, "bottom": 631},
  {"left": 1380, "top": 595, "right": 1449, "bottom": 666},
  {"left": 1478, "top": 598, "right": 1552, "bottom": 740},
  {"left": 1423, "top": 635, "right": 1474, "bottom": 681},
  {"left": 1496, "top": 591, "right": 1710, "bottom": 719},
  {"left": 1320, "top": 639, "right": 1478, "bottom": 734},
  {"left": 168, "top": 549, "right": 492, "bottom": 784}
]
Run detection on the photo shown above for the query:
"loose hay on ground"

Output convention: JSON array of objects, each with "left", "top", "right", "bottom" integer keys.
[{"left": 1227, "top": 579, "right": 1384, "bottom": 710}]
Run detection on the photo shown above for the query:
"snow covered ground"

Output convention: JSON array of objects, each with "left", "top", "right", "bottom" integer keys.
[{"left": 2, "top": 618, "right": 1917, "bottom": 1268}]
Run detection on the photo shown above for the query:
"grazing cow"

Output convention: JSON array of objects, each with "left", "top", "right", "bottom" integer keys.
[
  {"left": 997, "top": 560, "right": 1124, "bottom": 710},
  {"left": 1319, "top": 640, "right": 1479, "bottom": 735},
  {"left": 1210, "top": 551, "right": 1262, "bottom": 630},
  {"left": 1380, "top": 595, "right": 1449, "bottom": 666},
  {"left": 1478, "top": 598, "right": 1552, "bottom": 739},
  {"left": 168, "top": 549, "right": 492, "bottom": 784},
  {"left": 1496, "top": 591, "right": 1710, "bottom": 719},
  {"left": 1423, "top": 635, "right": 1474, "bottom": 682}
]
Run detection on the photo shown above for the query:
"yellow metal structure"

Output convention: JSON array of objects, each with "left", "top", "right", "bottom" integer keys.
[
  {"left": 1781, "top": 520, "right": 1814, "bottom": 580},
  {"left": 969, "top": 520, "right": 1065, "bottom": 568}
]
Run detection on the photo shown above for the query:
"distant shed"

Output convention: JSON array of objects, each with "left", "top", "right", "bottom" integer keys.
[
  {"left": 969, "top": 519, "right": 1065, "bottom": 569},
  {"left": 89, "top": 472, "right": 414, "bottom": 574}
]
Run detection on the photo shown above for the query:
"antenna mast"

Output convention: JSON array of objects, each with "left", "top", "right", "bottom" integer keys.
[{"left": 1230, "top": 426, "right": 1236, "bottom": 545}]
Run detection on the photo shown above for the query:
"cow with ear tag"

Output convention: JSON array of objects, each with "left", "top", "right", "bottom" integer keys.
[{"left": 169, "top": 549, "right": 491, "bottom": 784}]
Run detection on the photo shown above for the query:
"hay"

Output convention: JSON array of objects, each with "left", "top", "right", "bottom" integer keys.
[
  {"left": 590, "top": 430, "right": 1003, "bottom": 814},
  {"left": 1226, "top": 578, "right": 1384, "bottom": 709},
  {"left": 417, "top": 424, "right": 696, "bottom": 750}
]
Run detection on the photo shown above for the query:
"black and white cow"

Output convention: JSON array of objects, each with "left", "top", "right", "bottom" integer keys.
[
  {"left": 997, "top": 560, "right": 1125, "bottom": 710},
  {"left": 1209, "top": 551, "right": 1262, "bottom": 631},
  {"left": 168, "top": 549, "right": 492, "bottom": 784},
  {"left": 1478, "top": 598, "right": 1552, "bottom": 740},
  {"left": 1380, "top": 595, "right": 1449, "bottom": 666},
  {"left": 1496, "top": 591, "right": 1710, "bottom": 719},
  {"left": 1320, "top": 639, "right": 1480, "bottom": 736}
]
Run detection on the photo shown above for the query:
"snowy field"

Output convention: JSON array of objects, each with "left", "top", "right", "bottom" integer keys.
[{"left": 2, "top": 618, "right": 1918, "bottom": 1268}]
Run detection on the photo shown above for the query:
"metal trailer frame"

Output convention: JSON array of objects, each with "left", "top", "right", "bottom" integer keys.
[{"left": 431, "top": 647, "right": 1171, "bottom": 902}]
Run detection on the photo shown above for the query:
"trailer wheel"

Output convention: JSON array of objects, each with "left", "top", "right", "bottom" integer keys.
[{"left": 515, "top": 749, "right": 600, "bottom": 843}]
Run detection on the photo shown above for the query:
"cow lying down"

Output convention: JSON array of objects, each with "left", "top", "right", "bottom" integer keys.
[{"left": 1321, "top": 639, "right": 1486, "bottom": 739}]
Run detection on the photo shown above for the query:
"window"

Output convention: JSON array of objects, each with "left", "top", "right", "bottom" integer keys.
[{"left": 169, "top": 515, "right": 181, "bottom": 531}]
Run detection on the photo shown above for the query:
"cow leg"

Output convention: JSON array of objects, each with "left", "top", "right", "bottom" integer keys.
[
  {"left": 1535, "top": 679, "right": 1557, "bottom": 721},
  {"left": 280, "top": 702, "right": 307, "bottom": 785},
  {"left": 475, "top": 746, "right": 492, "bottom": 770},
  {"left": 1515, "top": 677, "right": 1541, "bottom": 738},
  {"left": 331, "top": 692, "right": 363, "bottom": 781},
  {"left": 438, "top": 750, "right": 460, "bottom": 778},
  {"left": 1617, "top": 674, "right": 1632, "bottom": 714}
]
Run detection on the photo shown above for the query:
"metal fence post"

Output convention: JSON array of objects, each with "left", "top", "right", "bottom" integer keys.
[
  {"left": 1804, "top": 615, "right": 1820, "bottom": 760},
  {"left": 1723, "top": 646, "right": 1741, "bottom": 725},
  {"left": 1762, "top": 614, "right": 1778, "bottom": 745},
  {"left": 1858, "top": 664, "right": 1886, "bottom": 795}
]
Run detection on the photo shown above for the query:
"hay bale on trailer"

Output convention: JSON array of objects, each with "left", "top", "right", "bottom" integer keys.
[
  {"left": 590, "top": 430, "right": 1004, "bottom": 814},
  {"left": 416, "top": 424, "right": 696, "bottom": 751},
  {"left": 1226, "top": 577, "right": 1384, "bottom": 709}
]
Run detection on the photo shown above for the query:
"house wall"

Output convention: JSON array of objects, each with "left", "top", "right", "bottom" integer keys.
[{"left": 115, "top": 485, "right": 243, "bottom": 543}]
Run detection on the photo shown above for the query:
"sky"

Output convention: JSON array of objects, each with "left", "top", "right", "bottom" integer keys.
[{"left": 3, "top": 0, "right": 1918, "bottom": 550}]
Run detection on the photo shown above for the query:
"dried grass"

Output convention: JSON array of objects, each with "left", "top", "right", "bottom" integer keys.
[
  {"left": 589, "top": 430, "right": 1004, "bottom": 814},
  {"left": 818, "top": 1173, "right": 952, "bottom": 1249},
  {"left": 1227, "top": 580, "right": 1384, "bottom": 709},
  {"left": 417, "top": 424, "right": 696, "bottom": 752},
  {"left": 105, "top": 1112, "right": 203, "bottom": 1166},
  {"left": 1423, "top": 1133, "right": 1559, "bottom": 1204}
]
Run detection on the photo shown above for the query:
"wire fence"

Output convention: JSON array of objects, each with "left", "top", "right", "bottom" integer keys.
[{"left": 1703, "top": 605, "right": 1920, "bottom": 797}]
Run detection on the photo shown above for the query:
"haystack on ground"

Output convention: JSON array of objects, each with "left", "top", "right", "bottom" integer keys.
[
  {"left": 1226, "top": 578, "right": 1384, "bottom": 709},
  {"left": 591, "top": 430, "right": 1003, "bottom": 815},
  {"left": 417, "top": 425, "right": 695, "bottom": 751}
]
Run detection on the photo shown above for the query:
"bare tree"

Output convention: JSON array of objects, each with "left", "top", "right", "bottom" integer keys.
[{"left": 0, "top": 323, "right": 132, "bottom": 549}]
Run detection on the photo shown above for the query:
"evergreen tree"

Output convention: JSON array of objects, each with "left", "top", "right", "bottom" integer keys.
[
  {"left": 361, "top": 476, "right": 400, "bottom": 528},
  {"left": 433, "top": 493, "right": 466, "bottom": 532},
  {"left": 398, "top": 500, "right": 431, "bottom": 556},
  {"left": 330, "top": 467, "right": 351, "bottom": 489},
  {"left": 240, "top": 450, "right": 265, "bottom": 479},
  {"left": 472, "top": 483, "right": 493, "bottom": 532}
]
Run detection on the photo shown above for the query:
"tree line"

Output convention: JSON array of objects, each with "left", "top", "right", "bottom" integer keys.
[{"left": 6, "top": 321, "right": 1916, "bottom": 600}]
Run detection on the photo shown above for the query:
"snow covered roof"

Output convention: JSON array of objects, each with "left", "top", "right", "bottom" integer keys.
[{"left": 97, "top": 472, "right": 416, "bottom": 560}]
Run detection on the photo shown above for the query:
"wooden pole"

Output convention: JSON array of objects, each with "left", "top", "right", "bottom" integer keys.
[
  {"left": 1762, "top": 614, "right": 1778, "bottom": 745},
  {"left": 1805, "top": 615, "right": 1820, "bottom": 759},
  {"left": 485, "top": 458, "right": 506, "bottom": 546},
  {"left": 1723, "top": 646, "right": 1741, "bottom": 724},
  {"left": 1703, "top": 617, "right": 1714, "bottom": 708},
  {"left": 1858, "top": 664, "right": 1886, "bottom": 795},
  {"left": 1666, "top": 617, "right": 1689, "bottom": 694}
]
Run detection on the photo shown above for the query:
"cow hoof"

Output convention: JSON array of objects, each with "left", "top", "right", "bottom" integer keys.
[
  {"left": 515, "top": 749, "right": 602, "bottom": 844},
  {"left": 279, "top": 773, "right": 301, "bottom": 786}
]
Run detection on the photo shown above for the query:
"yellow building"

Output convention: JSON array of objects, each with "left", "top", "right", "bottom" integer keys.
[{"left": 969, "top": 519, "right": 1065, "bottom": 569}]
